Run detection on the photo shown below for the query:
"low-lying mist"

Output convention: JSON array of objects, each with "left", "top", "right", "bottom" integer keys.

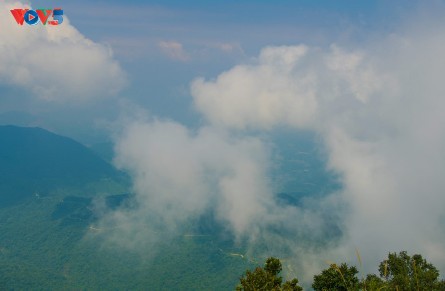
[{"left": 95, "top": 12, "right": 445, "bottom": 283}]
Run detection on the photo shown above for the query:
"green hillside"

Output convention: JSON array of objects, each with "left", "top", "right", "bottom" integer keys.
[
  {"left": 0, "top": 195, "right": 254, "bottom": 290},
  {"left": 0, "top": 125, "right": 124, "bottom": 206},
  {"left": 0, "top": 126, "right": 254, "bottom": 289}
]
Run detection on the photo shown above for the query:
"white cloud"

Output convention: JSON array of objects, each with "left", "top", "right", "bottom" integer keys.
[
  {"left": 108, "top": 120, "right": 272, "bottom": 236},
  {"left": 98, "top": 119, "right": 296, "bottom": 251},
  {"left": 192, "top": 45, "right": 319, "bottom": 130},
  {"left": 158, "top": 40, "right": 190, "bottom": 61},
  {"left": 191, "top": 26, "right": 445, "bottom": 275},
  {"left": 98, "top": 116, "right": 342, "bottom": 284},
  {"left": 0, "top": 1, "right": 126, "bottom": 102},
  {"left": 191, "top": 44, "right": 384, "bottom": 131}
]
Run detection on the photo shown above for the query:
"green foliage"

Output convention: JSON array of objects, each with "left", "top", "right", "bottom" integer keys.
[
  {"left": 239, "top": 252, "right": 445, "bottom": 291},
  {"left": 282, "top": 279, "right": 304, "bottom": 291},
  {"left": 237, "top": 257, "right": 303, "bottom": 291},
  {"left": 310, "top": 251, "right": 445, "bottom": 291},
  {"left": 361, "top": 274, "right": 385, "bottom": 290},
  {"left": 378, "top": 251, "right": 443, "bottom": 290},
  {"left": 312, "top": 263, "right": 359, "bottom": 291},
  {"left": 0, "top": 125, "right": 126, "bottom": 206},
  {"left": 0, "top": 125, "right": 258, "bottom": 290},
  {"left": 265, "top": 257, "right": 283, "bottom": 277},
  {"left": 0, "top": 190, "right": 256, "bottom": 290}
]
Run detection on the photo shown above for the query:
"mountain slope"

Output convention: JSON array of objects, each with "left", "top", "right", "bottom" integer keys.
[{"left": 0, "top": 125, "right": 120, "bottom": 206}]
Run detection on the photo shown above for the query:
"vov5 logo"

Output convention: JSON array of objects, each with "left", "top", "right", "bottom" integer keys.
[{"left": 11, "top": 8, "right": 63, "bottom": 26}]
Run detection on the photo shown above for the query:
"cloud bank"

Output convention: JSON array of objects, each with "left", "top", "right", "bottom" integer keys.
[
  {"left": 99, "top": 118, "right": 342, "bottom": 282},
  {"left": 101, "top": 12, "right": 445, "bottom": 283},
  {"left": 0, "top": 1, "right": 126, "bottom": 102},
  {"left": 191, "top": 24, "right": 445, "bottom": 272}
]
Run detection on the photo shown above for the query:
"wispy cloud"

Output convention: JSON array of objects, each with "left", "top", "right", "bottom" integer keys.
[
  {"left": 158, "top": 40, "right": 190, "bottom": 62},
  {"left": 96, "top": 116, "right": 340, "bottom": 284},
  {"left": 210, "top": 42, "right": 244, "bottom": 54}
]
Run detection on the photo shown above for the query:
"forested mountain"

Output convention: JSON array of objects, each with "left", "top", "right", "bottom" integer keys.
[
  {"left": 0, "top": 126, "right": 251, "bottom": 289},
  {"left": 0, "top": 125, "right": 121, "bottom": 206}
]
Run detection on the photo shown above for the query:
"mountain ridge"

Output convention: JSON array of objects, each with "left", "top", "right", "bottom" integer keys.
[{"left": 0, "top": 125, "right": 121, "bottom": 206}]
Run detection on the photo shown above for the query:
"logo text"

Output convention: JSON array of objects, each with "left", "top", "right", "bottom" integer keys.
[{"left": 10, "top": 8, "right": 64, "bottom": 26}]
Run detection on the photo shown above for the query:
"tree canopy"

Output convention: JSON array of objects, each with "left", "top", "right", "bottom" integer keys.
[
  {"left": 237, "top": 257, "right": 303, "bottom": 291},
  {"left": 312, "top": 262, "right": 359, "bottom": 291},
  {"left": 377, "top": 251, "right": 443, "bottom": 290},
  {"left": 237, "top": 251, "right": 445, "bottom": 291}
]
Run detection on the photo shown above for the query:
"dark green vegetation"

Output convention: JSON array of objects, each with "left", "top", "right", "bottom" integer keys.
[
  {"left": 0, "top": 195, "right": 255, "bottom": 289},
  {"left": 0, "top": 126, "right": 255, "bottom": 289},
  {"left": 239, "top": 254, "right": 445, "bottom": 290},
  {"left": 0, "top": 125, "right": 124, "bottom": 206},
  {"left": 312, "top": 263, "right": 359, "bottom": 290},
  {"left": 0, "top": 125, "right": 348, "bottom": 289},
  {"left": 2, "top": 125, "right": 444, "bottom": 290},
  {"left": 374, "top": 251, "right": 445, "bottom": 290},
  {"left": 237, "top": 257, "right": 303, "bottom": 290}
]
